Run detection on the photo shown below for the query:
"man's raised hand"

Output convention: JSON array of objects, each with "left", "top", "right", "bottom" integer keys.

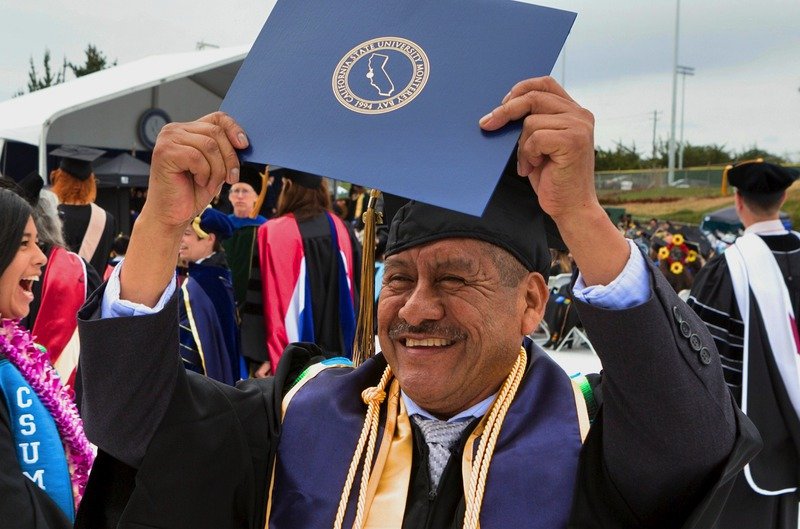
[
  {"left": 144, "top": 112, "right": 249, "bottom": 229},
  {"left": 479, "top": 76, "right": 596, "bottom": 224},
  {"left": 479, "top": 77, "right": 629, "bottom": 287}
]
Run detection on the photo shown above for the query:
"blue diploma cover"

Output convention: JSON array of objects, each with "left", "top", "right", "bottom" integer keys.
[{"left": 221, "top": 0, "right": 576, "bottom": 215}]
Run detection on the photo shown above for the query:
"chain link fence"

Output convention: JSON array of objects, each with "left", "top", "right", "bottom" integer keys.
[{"left": 595, "top": 167, "right": 728, "bottom": 191}]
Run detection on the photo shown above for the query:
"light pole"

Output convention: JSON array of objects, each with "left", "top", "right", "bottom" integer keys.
[
  {"left": 667, "top": 0, "right": 681, "bottom": 185},
  {"left": 677, "top": 65, "right": 695, "bottom": 170}
]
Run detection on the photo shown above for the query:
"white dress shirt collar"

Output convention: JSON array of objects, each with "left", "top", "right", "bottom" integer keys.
[
  {"left": 745, "top": 219, "right": 788, "bottom": 236},
  {"left": 401, "top": 390, "right": 495, "bottom": 423}
]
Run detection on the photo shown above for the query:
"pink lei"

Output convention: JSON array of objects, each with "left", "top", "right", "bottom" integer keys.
[{"left": 0, "top": 318, "right": 95, "bottom": 510}]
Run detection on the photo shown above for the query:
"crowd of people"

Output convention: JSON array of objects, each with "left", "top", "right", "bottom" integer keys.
[{"left": 0, "top": 74, "right": 797, "bottom": 529}]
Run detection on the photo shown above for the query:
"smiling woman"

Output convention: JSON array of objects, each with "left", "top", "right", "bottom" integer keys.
[{"left": 0, "top": 188, "right": 94, "bottom": 528}]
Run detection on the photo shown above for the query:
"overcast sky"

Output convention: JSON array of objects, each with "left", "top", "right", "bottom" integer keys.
[{"left": 2, "top": 0, "right": 798, "bottom": 161}]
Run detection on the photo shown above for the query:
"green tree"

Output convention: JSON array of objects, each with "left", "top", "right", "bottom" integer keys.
[
  {"left": 25, "top": 48, "right": 67, "bottom": 92},
  {"left": 679, "top": 143, "right": 731, "bottom": 167},
  {"left": 736, "top": 146, "right": 785, "bottom": 165},
  {"left": 595, "top": 142, "right": 644, "bottom": 171},
  {"left": 652, "top": 141, "right": 732, "bottom": 168},
  {"left": 68, "top": 44, "right": 117, "bottom": 77},
  {"left": 16, "top": 44, "right": 116, "bottom": 96}
]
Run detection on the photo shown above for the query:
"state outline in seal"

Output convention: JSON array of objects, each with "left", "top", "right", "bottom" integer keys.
[
  {"left": 332, "top": 36, "right": 430, "bottom": 115},
  {"left": 366, "top": 53, "right": 395, "bottom": 97}
]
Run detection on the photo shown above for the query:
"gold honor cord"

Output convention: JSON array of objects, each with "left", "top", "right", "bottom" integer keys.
[
  {"left": 352, "top": 189, "right": 383, "bottom": 367},
  {"left": 333, "top": 366, "right": 393, "bottom": 529},
  {"left": 462, "top": 347, "right": 527, "bottom": 529}
]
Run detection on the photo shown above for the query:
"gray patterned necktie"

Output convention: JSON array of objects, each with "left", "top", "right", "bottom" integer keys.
[{"left": 411, "top": 414, "right": 471, "bottom": 489}]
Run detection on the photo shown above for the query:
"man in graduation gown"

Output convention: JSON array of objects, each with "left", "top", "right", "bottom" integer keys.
[
  {"left": 221, "top": 163, "right": 270, "bottom": 374},
  {"left": 74, "top": 77, "right": 759, "bottom": 529},
  {"left": 688, "top": 160, "right": 800, "bottom": 529},
  {"left": 178, "top": 207, "right": 243, "bottom": 384}
]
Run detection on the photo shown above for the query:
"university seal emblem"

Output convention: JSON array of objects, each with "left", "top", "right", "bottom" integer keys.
[{"left": 332, "top": 37, "right": 430, "bottom": 115}]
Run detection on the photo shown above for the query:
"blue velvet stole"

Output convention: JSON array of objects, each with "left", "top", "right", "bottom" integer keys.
[
  {"left": 325, "top": 212, "right": 356, "bottom": 359},
  {"left": 0, "top": 357, "right": 75, "bottom": 521},
  {"left": 268, "top": 343, "right": 583, "bottom": 528},
  {"left": 228, "top": 214, "right": 267, "bottom": 229}
]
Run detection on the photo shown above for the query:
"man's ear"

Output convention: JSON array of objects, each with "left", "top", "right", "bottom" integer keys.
[{"left": 520, "top": 272, "right": 549, "bottom": 335}]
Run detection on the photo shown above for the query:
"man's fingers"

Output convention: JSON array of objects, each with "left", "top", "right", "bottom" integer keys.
[
  {"left": 179, "top": 121, "right": 241, "bottom": 185},
  {"left": 164, "top": 143, "right": 213, "bottom": 189},
  {"left": 518, "top": 129, "right": 573, "bottom": 171},
  {"left": 517, "top": 114, "right": 571, "bottom": 165},
  {"left": 502, "top": 76, "right": 576, "bottom": 105},
  {"left": 199, "top": 111, "right": 248, "bottom": 184},
  {"left": 199, "top": 111, "right": 249, "bottom": 149},
  {"left": 481, "top": 89, "right": 578, "bottom": 131}
]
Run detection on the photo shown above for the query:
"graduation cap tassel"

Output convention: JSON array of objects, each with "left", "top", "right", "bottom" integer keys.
[
  {"left": 352, "top": 189, "right": 383, "bottom": 367},
  {"left": 252, "top": 166, "right": 270, "bottom": 218}
]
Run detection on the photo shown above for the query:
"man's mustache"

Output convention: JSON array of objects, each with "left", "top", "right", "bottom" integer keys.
[{"left": 387, "top": 320, "right": 468, "bottom": 341}]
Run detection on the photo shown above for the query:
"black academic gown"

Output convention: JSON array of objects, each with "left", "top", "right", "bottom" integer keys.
[
  {"left": 58, "top": 204, "right": 116, "bottom": 276},
  {"left": 296, "top": 213, "right": 362, "bottom": 358},
  {"left": 74, "top": 258, "right": 759, "bottom": 529},
  {"left": 0, "top": 393, "right": 72, "bottom": 529},
  {"left": 688, "top": 232, "right": 800, "bottom": 529}
]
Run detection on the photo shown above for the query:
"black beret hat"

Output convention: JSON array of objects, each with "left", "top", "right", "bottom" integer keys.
[
  {"left": 385, "top": 155, "right": 564, "bottom": 279},
  {"left": 50, "top": 145, "right": 106, "bottom": 181},
  {"left": 728, "top": 161, "right": 799, "bottom": 195},
  {"left": 271, "top": 166, "right": 324, "bottom": 189},
  {"left": 9, "top": 172, "right": 44, "bottom": 207}
]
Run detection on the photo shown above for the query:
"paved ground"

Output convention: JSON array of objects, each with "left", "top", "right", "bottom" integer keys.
[{"left": 545, "top": 343, "right": 603, "bottom": 377}]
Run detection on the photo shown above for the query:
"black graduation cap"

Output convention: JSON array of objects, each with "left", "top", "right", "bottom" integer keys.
[
  {"left": 728, "top": 160, "right": 799, "bottom": 195},
  {"left": 385, "top": 154, "right": 563, "bottom": 279},
  {"left": 270, "top": 166, "right": 323, "bottom": 190},
  {"left": 16, "top": 172, "right": 44, "bottom": 206},
  {"left": 238, "top": 162, "right": 267, "bottom": 195},
  {"left": 49, "top": 145, "right": 106, "bottom": 181}
]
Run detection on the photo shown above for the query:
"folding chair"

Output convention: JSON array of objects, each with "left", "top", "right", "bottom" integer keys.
[{"left": 555, "top": 323, "right": 596, "bottom": 355}]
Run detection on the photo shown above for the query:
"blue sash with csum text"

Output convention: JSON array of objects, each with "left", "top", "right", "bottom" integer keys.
[{"left": 0, "top": 357, "right": 75, "bottom": 521}]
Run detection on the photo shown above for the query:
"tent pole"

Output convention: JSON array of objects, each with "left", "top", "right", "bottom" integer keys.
[{"left": 39, "top": 122, "right": 50, "bottom": 184}]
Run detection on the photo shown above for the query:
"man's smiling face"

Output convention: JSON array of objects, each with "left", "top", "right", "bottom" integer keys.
[{"left": 377, "top": 238, "right": 546, "bottom": 419}]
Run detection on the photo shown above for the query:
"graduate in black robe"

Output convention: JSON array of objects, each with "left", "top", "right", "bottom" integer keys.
[
  {"left": 75, "top": 77, "right": 760, "bottom": 529},
  {"left": 254, "top": 168, "right": 361, "bottom": 377},
  {"left": 50, "top": 146, "right": 117, "bottom": 276},
  {"left": 688, "top": 161, "right": 800, "bottom": 529}
]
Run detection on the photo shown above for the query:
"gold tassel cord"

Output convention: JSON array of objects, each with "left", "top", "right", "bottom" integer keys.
[
  {"left": 462, "top": 348, "right": 528, "bottom": 529},
  {"left": 352, "top": 189, "right": 383, "bottom": 367},
  {"left": 333, "top": 366, "right": 393, "bottom": 529}
]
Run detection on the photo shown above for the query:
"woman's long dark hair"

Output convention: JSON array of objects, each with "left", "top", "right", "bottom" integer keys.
[
  {"left": 276, "top": 178, "right": 332, "bottom": 222},
  {"left": 0, "top": 188, "right": 33, "bottom": 276}
]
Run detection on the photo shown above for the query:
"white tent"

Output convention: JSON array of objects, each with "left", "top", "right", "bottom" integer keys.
[{"left": 0, "top": 45, "right": 249, "bottom": 177}]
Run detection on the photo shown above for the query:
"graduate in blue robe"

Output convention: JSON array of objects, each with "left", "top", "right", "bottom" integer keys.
[{"left": 178, "top": 208, "right": 243, "bottom": 384}]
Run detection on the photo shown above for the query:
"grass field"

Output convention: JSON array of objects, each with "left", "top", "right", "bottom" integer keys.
[{"left": 599, "top": 181, "right": 800, "bottom": 225}]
